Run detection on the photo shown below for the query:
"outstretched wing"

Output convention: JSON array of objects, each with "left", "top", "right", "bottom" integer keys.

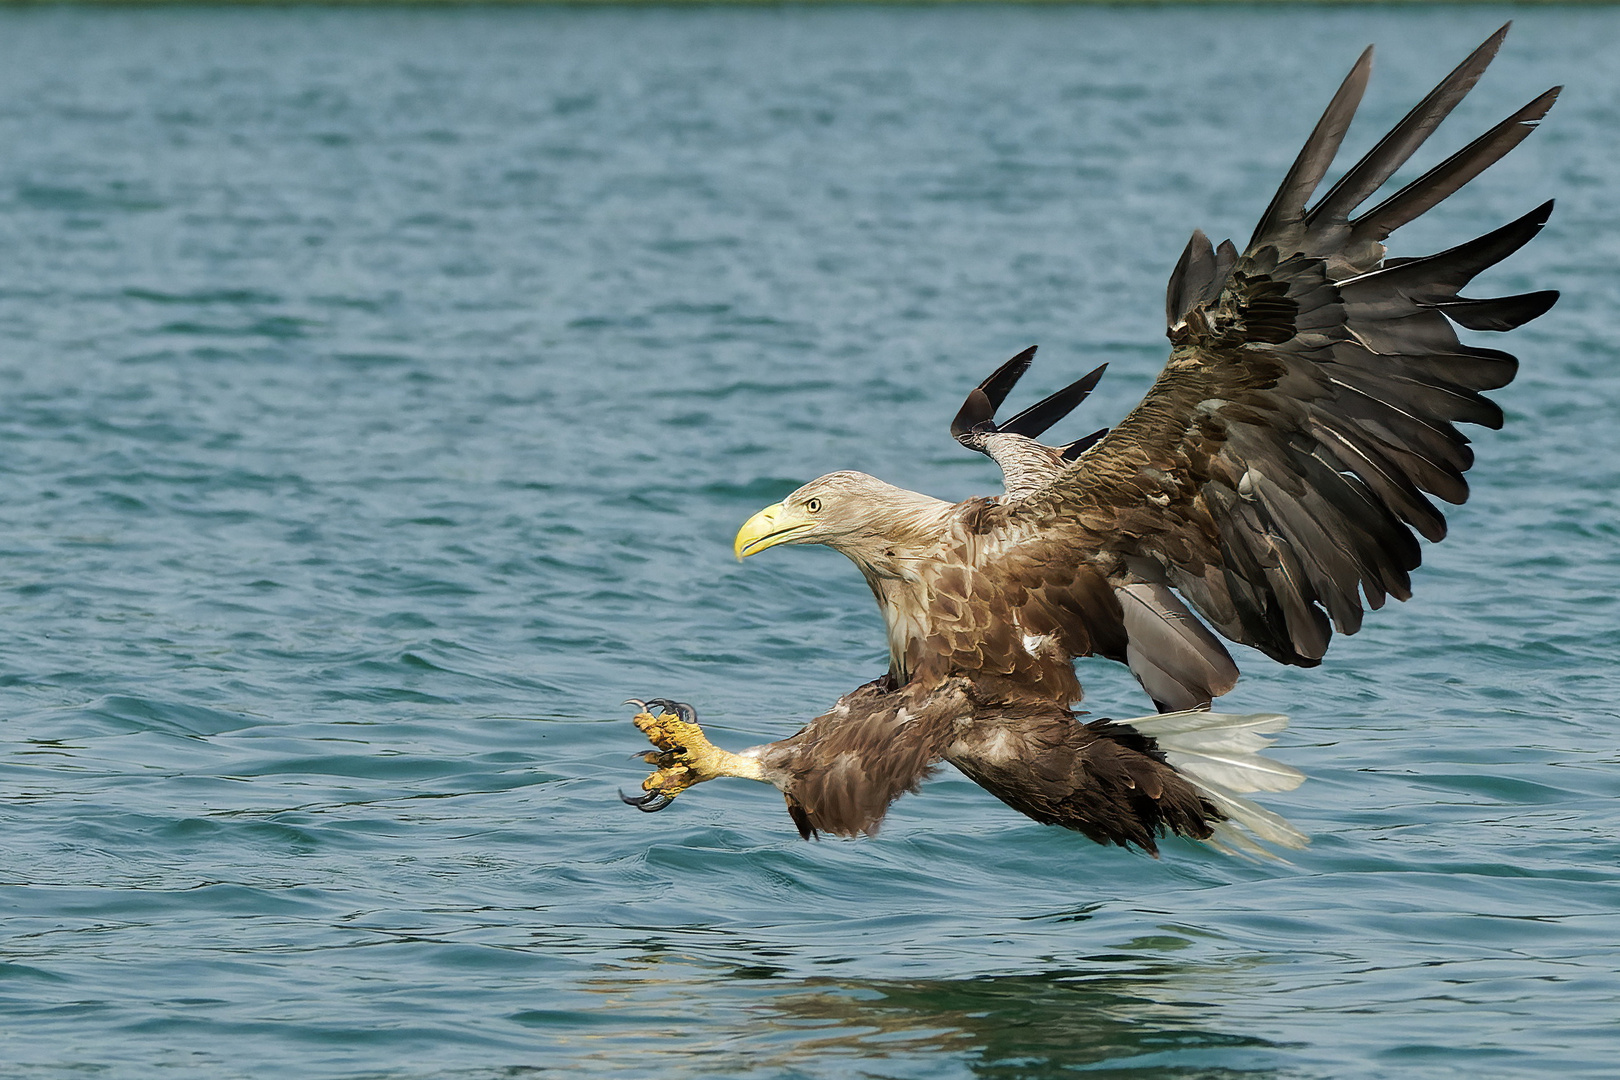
[{"left": 976, "top": 26, "right": 1557, "bottom": 687}]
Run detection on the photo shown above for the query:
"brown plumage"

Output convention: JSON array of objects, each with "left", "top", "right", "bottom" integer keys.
[{"left": 625, "top": 27, "right": 1557, "bottom": 855}]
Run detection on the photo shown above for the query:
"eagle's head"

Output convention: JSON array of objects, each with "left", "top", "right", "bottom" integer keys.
[{"left": 733, "top": 471, "right": 952, "bottom": 565}]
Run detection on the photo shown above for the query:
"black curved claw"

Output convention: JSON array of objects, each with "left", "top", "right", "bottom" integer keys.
[
  {"left": 642, "top": 698, "right": 696, "bottom": 723},
  {"left": 619, "top": 788, "right": 674, "bottom": 813},
  {"left": 624, "top": 698, "right": 649, "bottom": 711}
]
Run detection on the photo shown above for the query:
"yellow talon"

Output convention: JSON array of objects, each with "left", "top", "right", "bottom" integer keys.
[{"left": 622, "top": 700, "right": 765, "bottom": 812}]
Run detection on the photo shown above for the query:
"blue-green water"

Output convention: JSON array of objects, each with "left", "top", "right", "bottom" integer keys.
[{"left": 0, "top": 6, "right": 1616, "bottom": 1078}]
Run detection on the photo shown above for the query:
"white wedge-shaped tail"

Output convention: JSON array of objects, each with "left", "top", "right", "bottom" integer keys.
[{"left": 1129, "top": 710, "right": 1309, "bottom": 859}]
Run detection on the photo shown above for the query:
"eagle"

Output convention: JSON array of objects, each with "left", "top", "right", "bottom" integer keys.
[{"left": 622, "top": 26, "right": 1557, "bottom": 857}]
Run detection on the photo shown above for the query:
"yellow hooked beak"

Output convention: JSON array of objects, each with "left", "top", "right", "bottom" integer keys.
[{"left": 734, "top": 501, "right": 814, "bottom": 560}]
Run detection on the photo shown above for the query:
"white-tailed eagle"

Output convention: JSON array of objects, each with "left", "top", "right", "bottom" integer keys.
[{"left": 623, "top": 26, "right": 1557, "bottom": 857}]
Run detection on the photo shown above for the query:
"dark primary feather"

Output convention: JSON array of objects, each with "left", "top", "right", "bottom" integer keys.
[
  {"left": 952, "top": 347, "right": 1105, "bottom": 450},
  {"left": 952, "top": 346, "right": 1039, "bottom": 441},
  {"left": 1298, "top": 25, "right": 1509, "bottom": 255},
  {"left": 1348, "top": 87, "right": 1559, "bottom": 253},
  {"left": 978, "top": 346, "right": 1039, "bottom": 415},
  {"left": 1248, "top": 45, "right": 1373, "bottom": 252},
  {"left": 1061, "top": 428, "right": 1110, "bottom": 461},
  {"left": 953, "top": 348, "right": 1111, "bottom": 501},
  {"left": 999, "top": 365, "right": 1108, "bottom": 441}
]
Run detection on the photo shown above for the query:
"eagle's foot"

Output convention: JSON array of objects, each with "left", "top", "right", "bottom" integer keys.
[{"left": 621, "top": 698, "right": 760, "bottom": 813}]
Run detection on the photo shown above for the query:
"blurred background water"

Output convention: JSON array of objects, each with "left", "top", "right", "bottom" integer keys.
[{"left": 0, "top": 5, "right": 1615, "bottom": 1078}]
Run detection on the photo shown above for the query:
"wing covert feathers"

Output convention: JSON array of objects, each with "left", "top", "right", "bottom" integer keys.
[
  {"left": 1167, "top": 232, "right": 1239, "bottom": 331},
  {"left": 1001, "top": 26, "right": 1555, "bottom": 670},
  {"left": 760, "top": 680, "right": 960, "bottom": 839}
]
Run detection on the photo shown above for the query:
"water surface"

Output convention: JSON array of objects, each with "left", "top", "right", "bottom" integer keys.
[{"left": 0, "top": 6, "right": 1617, "bottom": 1078}]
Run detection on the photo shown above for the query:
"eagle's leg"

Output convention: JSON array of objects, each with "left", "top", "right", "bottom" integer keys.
[{"left": 620, "top": 698, "right": 765, "bottom": 812}]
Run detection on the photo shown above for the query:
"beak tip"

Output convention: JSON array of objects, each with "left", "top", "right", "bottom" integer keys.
[{"left": 733, "top": 501, "right": 787, "bottom": 562}]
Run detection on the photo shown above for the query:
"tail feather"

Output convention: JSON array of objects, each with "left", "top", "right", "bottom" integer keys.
[{"left": 1129, "top": 709, "right": 1309, "bottom": 858}]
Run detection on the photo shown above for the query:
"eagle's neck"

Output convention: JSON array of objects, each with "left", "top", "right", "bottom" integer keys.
[
  {"left": 826, "top": 488, "right": 956, "bottom": 685},
  {"left": 864, "top": 572, "right": 933, "bottom": 684}
]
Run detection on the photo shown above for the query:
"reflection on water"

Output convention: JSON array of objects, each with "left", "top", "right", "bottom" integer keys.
[
  {"left": 560, "top": 945, "right": 1287, "bottom": 1078},
  {"left": 757, "top": 970, "right": 1284, "bottom": 1078}
]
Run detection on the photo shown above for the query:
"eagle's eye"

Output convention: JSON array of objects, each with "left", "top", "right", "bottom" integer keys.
[{"left": 805, "top": 498, "right": 822, "bottom": 514}]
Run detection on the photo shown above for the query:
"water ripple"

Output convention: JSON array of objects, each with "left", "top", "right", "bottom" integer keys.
[{"left": 0, "top": 6, "right": 1615, "bottom": 1080}]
